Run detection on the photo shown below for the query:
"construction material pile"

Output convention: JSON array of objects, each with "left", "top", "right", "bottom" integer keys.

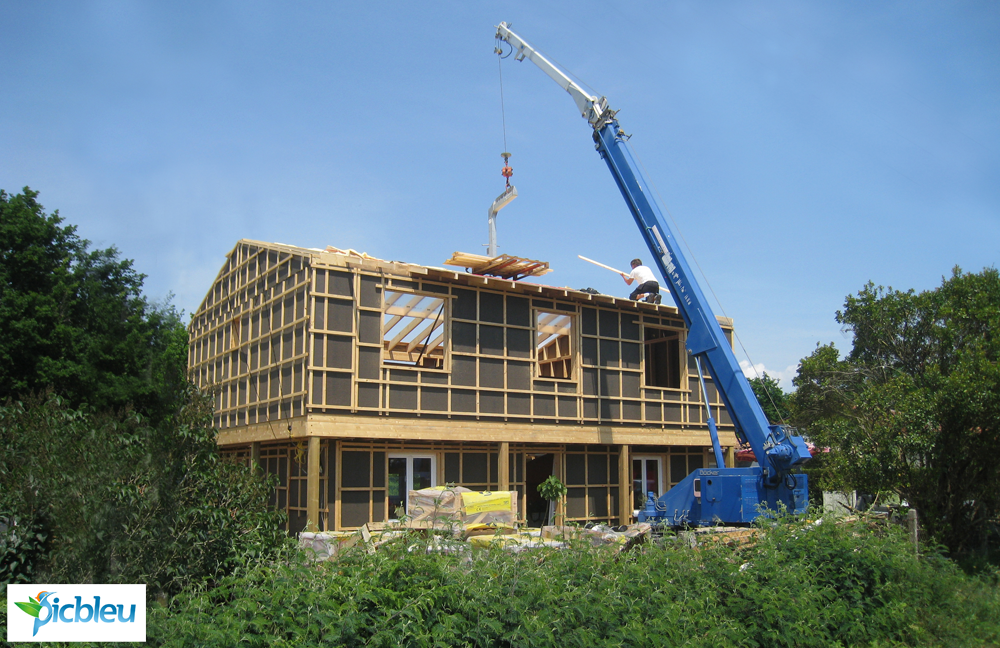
[
  {"left": 408, "top": 485, "right": 517, "bottom": 528},
  {"left": 298, "top": 486, "right": 652, "bottom": 560}
]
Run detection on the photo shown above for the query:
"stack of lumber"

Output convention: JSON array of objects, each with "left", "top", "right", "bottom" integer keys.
[{"left": 444, "top": 251, "right": 551, "bottom": 280}]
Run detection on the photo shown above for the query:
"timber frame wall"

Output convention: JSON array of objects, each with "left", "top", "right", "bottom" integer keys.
[{"left": 189, "top": 240, "right": 739, "bottom": 532}]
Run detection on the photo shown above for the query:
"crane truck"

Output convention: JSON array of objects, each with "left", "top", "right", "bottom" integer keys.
[{"left": 495, "top": 22, "right": 811, "bottom": 527}]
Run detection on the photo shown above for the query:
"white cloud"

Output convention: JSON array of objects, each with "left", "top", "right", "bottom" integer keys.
[{"left": 739, "top": 360, "right": 799, "bottom": 392}]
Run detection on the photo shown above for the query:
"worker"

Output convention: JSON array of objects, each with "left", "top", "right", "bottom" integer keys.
[{"left": 621, "top": 258, "right": 661, "bottom": 304}]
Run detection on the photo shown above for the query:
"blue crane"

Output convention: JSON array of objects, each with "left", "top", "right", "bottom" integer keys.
[{"left": 495, "top": 22, "right": 811, "bottom": 526}]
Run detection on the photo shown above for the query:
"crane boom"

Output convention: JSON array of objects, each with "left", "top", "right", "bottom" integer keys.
[
  {"left": 495, "top": 23, "right": 611, "bottom": 129},
  {"left": 496, "top": 22, "right": 811, "bottom": 526}
]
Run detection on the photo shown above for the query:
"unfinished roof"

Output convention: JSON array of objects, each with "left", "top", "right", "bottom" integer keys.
[{"left": 191, "top": 238, "right": 722, "bottom": 323}]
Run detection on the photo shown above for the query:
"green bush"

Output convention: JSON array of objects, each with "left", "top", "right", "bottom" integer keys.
[
  {"left": 130, "top": 516, "right": 1000, "bottom": 648},
  {"left": 0, "top": 390, "right": 288, "bottom": 596},
  {"left": 0, "top": 513, "right": 47, "bottom": 584}
]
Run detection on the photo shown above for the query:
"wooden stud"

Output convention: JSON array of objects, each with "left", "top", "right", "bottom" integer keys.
[
  {"left": 499, "top": 441, "right": 510, "bottom": 491},
  {"left": 307, "top": 436, "right": 320, "bottom": 532},
  {"left": 251, "top": 441, "right": 261, "bottom": 476},
  {"left": 333, "top": 439, "right": 342, "bottom": 531},
  {"left": 618, "top": 444, "right": 631, "bottom": 526}
]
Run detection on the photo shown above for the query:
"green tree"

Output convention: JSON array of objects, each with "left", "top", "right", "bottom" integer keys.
[
  {"left": 0, "top": 188, "right": 287, "bottom": 591},
  {"left": 791, "top": 268, "right": 1000, "bottom": 555},
  {"left": 0, "top": 390, "right": 287, "bottom": 593},
  {"left": 0, "top": 188, "right": 187, "bottom": 423},
  {"left": 747, "top": 372, "right": 790, "bottom": 424}
]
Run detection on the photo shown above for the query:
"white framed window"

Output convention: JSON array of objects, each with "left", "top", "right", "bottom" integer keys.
[
  {"left": 387, "top": 453, "right": 436, "bottom": 517},
  {"left": 632, "top": 455, "right": 663, "bottom": 511}
]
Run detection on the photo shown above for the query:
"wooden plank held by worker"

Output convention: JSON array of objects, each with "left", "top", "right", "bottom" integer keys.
[{"left": 578, "top": 255, "right": 629, "bottom": 277}]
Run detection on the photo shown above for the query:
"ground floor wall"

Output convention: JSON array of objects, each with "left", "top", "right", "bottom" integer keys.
[{"left": 220, "top": 438, "right": 731, "bottom": 532}]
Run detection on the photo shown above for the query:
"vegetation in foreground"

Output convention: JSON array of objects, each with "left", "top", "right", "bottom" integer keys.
[{"left": 5, "top": 515, "right": 997, "bottom": 648}]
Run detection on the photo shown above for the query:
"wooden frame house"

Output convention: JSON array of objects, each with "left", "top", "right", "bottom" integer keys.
[{"left": 188, "top": 239, "right": 741, "bottom": 533}]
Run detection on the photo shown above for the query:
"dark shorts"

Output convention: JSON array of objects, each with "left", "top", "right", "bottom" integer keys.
[{"left": 629, "top": 281, "right": 660, "bottom": 301}]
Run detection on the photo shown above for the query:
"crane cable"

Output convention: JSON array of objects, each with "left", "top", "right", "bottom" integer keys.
[
  {"left": 496, "top": 38, "right": 513, "bottom": 186},
  {"left": 498, "top": 45, "right": 508, "bottom": 153}
]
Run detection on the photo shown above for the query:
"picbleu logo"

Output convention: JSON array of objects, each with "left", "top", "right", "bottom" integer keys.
[
  {"left": 16, "top": 590, "right": 136, "bottom": 636},
  {"left": 7, "top": 584, "right": 146, "bottom": 643}
]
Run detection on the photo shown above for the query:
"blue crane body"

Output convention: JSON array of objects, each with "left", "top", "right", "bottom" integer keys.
[{"left": 496, "top": 23, "right": 811, "bottom": 526}]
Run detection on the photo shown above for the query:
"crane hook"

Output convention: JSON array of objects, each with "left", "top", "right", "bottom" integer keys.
[{"left": 501, "top": 152, "right": 513, "bottom": 187}]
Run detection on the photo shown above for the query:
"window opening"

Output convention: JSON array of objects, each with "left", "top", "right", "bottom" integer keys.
[
  {"left": 536, "top": 310, "right": 573, "bottom": 379},
  {"left": 388, "top": 453, "right": 436, "bottom": 518},
  {"left": 383, "top": 291, "right": 446, "bottom": 368},
  {"left": 644, "top": 327, "right": 682, "bottom": 388}
]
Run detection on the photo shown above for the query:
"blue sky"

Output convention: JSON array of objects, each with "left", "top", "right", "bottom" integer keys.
[{"left": 3, "top": 1, "right": 998, "bottom": 390}]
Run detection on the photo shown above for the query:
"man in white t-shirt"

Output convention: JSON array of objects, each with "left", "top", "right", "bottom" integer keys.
[{"left": 621, "top": 258, "right": 661, "bottom": 304}]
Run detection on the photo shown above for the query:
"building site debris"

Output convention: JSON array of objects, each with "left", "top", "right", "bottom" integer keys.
[{"left": 299, "top": 520, "right": 652, "bottom": 560}]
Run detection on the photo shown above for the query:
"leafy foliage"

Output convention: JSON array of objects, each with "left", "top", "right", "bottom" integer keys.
[
  {"left": 791, "top": 268, "right": 1000, "bottom": 555},
  {"left": 0, "top": 513, "right": 48, "bottom": 585},
  {"left": 116, "top": 516, "right": 1000, "bottom": 647},
  {"left": 0, "top": 187, "right": 288, "bottom": 593},
  {"left": 537, "top": 475, "right": 568, "bottom": 501},
  {"left": 0, "top": 188, "right": 188, "bottom": 424},
  {"left": 0, "top": 390, "right": 289, "bottom": 594},
  {"left": 748, "top": 371, "right": 791, "bottom": 424}
]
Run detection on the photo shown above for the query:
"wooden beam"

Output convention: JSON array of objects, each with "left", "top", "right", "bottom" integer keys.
[
  {"left": 384, "top": 291, "right": 406, "bottom": 308},
  {"left": 307, "top": 435, "right": 320, "bottom": 532},
  {"left": 554, "top": 453, "right": 564, "bottom": 525},
  {"left": 251, "top": 441, "right": 261, "bottom": 476},
  {"left": 333, "top": 439, "right": 342, "bottom": 533},
  {"left": 387, "top": 315, "right": 429, "bottom": 350},
  {"left": 405, "top": 322, "right": 443, "bottom": 354},
  {"left": 499, "top": 442, "right": 510, "bottom": 491},
  {"left": 216, "top": 414, "right": 738, "bottom": 448},
  {"left": 382, "top": 313, "right": 403, "bottom": 332},
  {"left": 384, "top": 297, "right": 439, "bottom": 319},
  {"left": 423, "top": 329, "right": 446, "bottom": 354},
  {"left": 619, "top": 445, "right": 631, "bottom": 526}
]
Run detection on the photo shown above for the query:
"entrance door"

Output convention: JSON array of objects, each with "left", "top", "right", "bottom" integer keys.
[
  {"left": 388, "top": 454, "right": 436, "bottom": 518},
  {"left": 632, "top": 456, "right": 663, "bottom": 511},
  {"left": 524, "top": 453, "right": 555, "bottom": 527}
]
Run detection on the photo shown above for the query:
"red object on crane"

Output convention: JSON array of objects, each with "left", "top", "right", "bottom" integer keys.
[
  {"left": 501, "top": 152, "right": 513, "bottom": 186},
  {"left": 736, "top": 443, "right": 823, "bottom": 463}
]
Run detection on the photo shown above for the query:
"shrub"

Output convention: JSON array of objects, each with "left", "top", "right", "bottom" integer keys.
[
  {"left": 139, "top": 516, "right": 1000, "bottom": 647},
  {"left": 0, "top": 389, "right": 288, "bottom": 595}
]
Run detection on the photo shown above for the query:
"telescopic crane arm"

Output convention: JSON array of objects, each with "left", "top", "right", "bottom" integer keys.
[
  {"left": 496, "top": 23, "right": 612, "bottom": 130},
  {"left": 495, "top": 22, "right": 811, "bottom": 526}
]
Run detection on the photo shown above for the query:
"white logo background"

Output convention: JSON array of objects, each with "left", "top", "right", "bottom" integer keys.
[{"left": 7, "top": 584, "right": 146, "bottom": 643}]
